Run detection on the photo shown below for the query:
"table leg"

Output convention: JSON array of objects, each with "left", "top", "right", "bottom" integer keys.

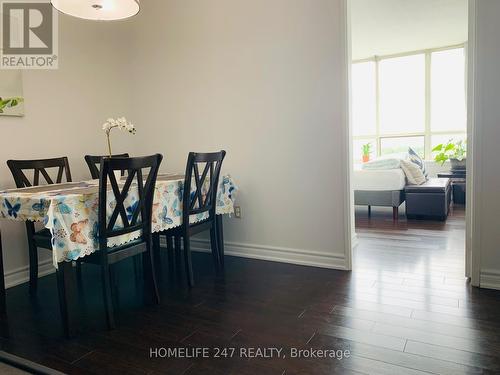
[
  {"left": 56, "top": 262, "right": 78, "bottom": 338},
  {"left": 0, "top": 231, "right": 6, "bottom": 315},
  {"left": 216, "top": 215, "right": 225, "bottom": 269}
]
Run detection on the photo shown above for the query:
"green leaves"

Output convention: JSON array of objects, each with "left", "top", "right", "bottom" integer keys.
[
  {"left": 445, "top": 143, "right": 455, "bottom": 152},
  {"left": 361, "top": 142, "right": 372, "bottom": 157},
  {"left": 433, "top": 139, "right": 467, "bottom": 165},
  {"left": 434, "top": 154, "right": 448, "bottom": 165},
  {"left": 0, "top": 97, "right": 24, "bottom": 114},
  {"left": 432, "top": 144, "right": 443, "bottom": 152}
]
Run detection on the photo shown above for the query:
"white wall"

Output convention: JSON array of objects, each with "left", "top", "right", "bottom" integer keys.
[
  {"left": 0, "top": 16, "right": 134, "bottom": 284},
  {"left": 126, "top": 0, "right": 350, "bottom": 268},
  {"left": 472, "top": 0, "right": 500, "bottom": 289},
  {"left": 351, "top": 0, "right": 468, "bottom": 60}
]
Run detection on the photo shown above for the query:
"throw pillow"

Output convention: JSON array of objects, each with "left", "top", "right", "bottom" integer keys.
[
  {"left": 401, "top": 159, "right": 427, "bottom": 185},
  {"left": 408, "top": 147, "right": 428, "bottom": 178}
]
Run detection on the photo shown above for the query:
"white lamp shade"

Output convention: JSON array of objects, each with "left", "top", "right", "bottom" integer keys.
[{"left": 51, "top": 0, "right": 140, "bottom": 21}]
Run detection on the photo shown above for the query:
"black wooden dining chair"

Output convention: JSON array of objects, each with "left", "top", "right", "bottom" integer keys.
[
  {"left": 6, "top": 157, "right": 73, "bottom": 296},
  {"left": 84, "top": 153, "right": 130, "bottom": 179},
  {"left": 85, "top": 153, "right": 145, "bottom": 281},
  {"left": 158, "top": 151, "right": 226, "bottom": 287},
  {"left": 78, "top": 154, "right": 162, "bottom": 329}
]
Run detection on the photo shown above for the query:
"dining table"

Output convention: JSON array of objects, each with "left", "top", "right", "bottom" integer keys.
[{"left": 0, "top": 173, "right": 237, "bottom": 335}]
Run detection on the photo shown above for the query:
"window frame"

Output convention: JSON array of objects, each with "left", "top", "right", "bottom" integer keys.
[{"left": 352, "top": 43, "right": 467, "bottom": 160}]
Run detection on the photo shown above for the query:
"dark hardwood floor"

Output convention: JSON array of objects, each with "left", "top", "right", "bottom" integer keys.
[
  {"left": 1, "top": 205, "right": 500, "bottom": 374},
  {"left": 354, "top": 203, "right": 466, "bottom": 283}
]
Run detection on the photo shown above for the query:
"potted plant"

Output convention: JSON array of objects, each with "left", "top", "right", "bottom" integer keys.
[
  {"left": 361, "top": 143, "right": 372, "bottom": 163},
  {"left": 432, "top": 139, "right": 467, "bottom": 171}
]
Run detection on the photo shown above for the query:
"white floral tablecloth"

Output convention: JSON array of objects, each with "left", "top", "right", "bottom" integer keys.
[{"left": 0, "top": 174, "right": 237, "bottom": 267}]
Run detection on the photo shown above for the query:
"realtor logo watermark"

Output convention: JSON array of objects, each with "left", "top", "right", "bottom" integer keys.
[{"left": 1, "top": 0, "right": 58, "bottom": 69}]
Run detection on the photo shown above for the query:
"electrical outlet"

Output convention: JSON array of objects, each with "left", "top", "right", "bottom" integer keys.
[{"left": 234, "top": 206, "right": 242, "bottom": 218}]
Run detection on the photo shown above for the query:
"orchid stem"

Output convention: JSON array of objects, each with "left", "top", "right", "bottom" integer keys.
[{"left": 106, "top": 132, "right": 112, "bottom": 158}]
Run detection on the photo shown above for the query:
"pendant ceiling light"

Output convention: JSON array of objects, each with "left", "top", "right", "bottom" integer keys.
[{"left": 51, "top": 0, "right": 140, "bottom": 21}]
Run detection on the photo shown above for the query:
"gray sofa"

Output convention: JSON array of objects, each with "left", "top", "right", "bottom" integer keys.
[{"left": 354, "top": 190, "right": 405, "bottom": 220}]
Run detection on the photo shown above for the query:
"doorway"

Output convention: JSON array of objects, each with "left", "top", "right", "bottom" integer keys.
[{"left": 345, "top": 0, "right": 474, "bottom": 284}]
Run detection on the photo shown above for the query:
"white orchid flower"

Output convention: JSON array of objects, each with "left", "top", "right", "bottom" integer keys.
[{"left": 102, "top": 116, "right": 137, "bottom": 157}]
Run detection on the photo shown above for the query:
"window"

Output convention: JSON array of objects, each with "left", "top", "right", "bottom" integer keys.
[
  {"left": 431, "top": 48, "right": 466, "bottom": 132},
  {"left": 379, "top": 54, "right": 425, "bottom": 134},
  {"left": 352, "top": 62, "right": 376, "bottom": 136},
  {"left": 380, "top": 136, "right": 425, "bottom": 157},
  {"left": 352, "top": 46, "right": 467, "bottom": 162}
]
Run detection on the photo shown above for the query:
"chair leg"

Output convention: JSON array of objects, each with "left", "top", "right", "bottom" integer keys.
[
  {"left": 166, "top": 235, "right": 174, "bottom": 277},
  {"left": 133, "top": 255, "right": 142, "bottom": 285},
  {"left": 76, "top": 261, "right": 83, "bottom": 287},
  {"left": 100, "top": 264, "right": 115, "bottom": 330},
  {"left": 183, "top": 235, "right": 194, "bottom": 288},
  {"left": 150, "top": 251, "right": 161, "bottom": 305},
  {"left": 56, "top": 262, "right": 78, "bottom": 338},
  {"left": 209, "top": 226, "right": 221, "bottom": 273},
  {"left": 152, "top": 233, "right": 161, "bottom": 279},
  {"left": 174, "top": 235, "right": 182, "bottom": 279},
  {"left": 143, "top": 239, "right": 160, "bottom": 305},
  {"left": 27, "top": 239, "right": 38, "bottom": 296},
  {"left": 216, "top": 215, "right": 225, "bottom": 270},
  {"left": 109, "top": 265, "right": 120, "bottom": 310}
]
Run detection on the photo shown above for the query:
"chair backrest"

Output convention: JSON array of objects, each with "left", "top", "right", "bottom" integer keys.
[
  {"left": 85, "top": 153, "right": 130, "bottom": 179},
  {"left": 182, "top": 151, "right": 226, "bottom": 225},
  {"left": 7, "top": 157, "right": 72, "bottom": 188},
  {"left": 98, "top": 154, "right": 163, "bottom": 249}
]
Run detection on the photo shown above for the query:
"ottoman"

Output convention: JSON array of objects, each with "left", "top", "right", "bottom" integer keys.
[{"left": 405, "top": 178, "right": 452, "bottom": 221}]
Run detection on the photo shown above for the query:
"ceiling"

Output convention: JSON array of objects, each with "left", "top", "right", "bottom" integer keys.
[{"left": 351, "top": 0, "right": 468, "bottom": 60}]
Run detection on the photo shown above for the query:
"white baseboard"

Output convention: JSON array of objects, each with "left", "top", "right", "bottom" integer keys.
[
  {"left": 480, "top": 269, "right": 500, "bottom": 290},
  {"left": 3, "top": 239, "right": 348, "bottom": 290},
  {"left": 188, "top": 239, "right": 348, "bottom": 270},
  {"left": 4, "top": 259, "right": 55, "bottom": 289}
]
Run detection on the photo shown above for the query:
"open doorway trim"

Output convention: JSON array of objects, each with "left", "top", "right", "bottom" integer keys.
[
  {"left": 343, "top": 0, "right": 479, "bottom": 285},
  {"left": 466, "top": 0, "right": 479, "bottom": 286},
  {"left": 341, "top": 0, "right": 354, "bottom": 271}
]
